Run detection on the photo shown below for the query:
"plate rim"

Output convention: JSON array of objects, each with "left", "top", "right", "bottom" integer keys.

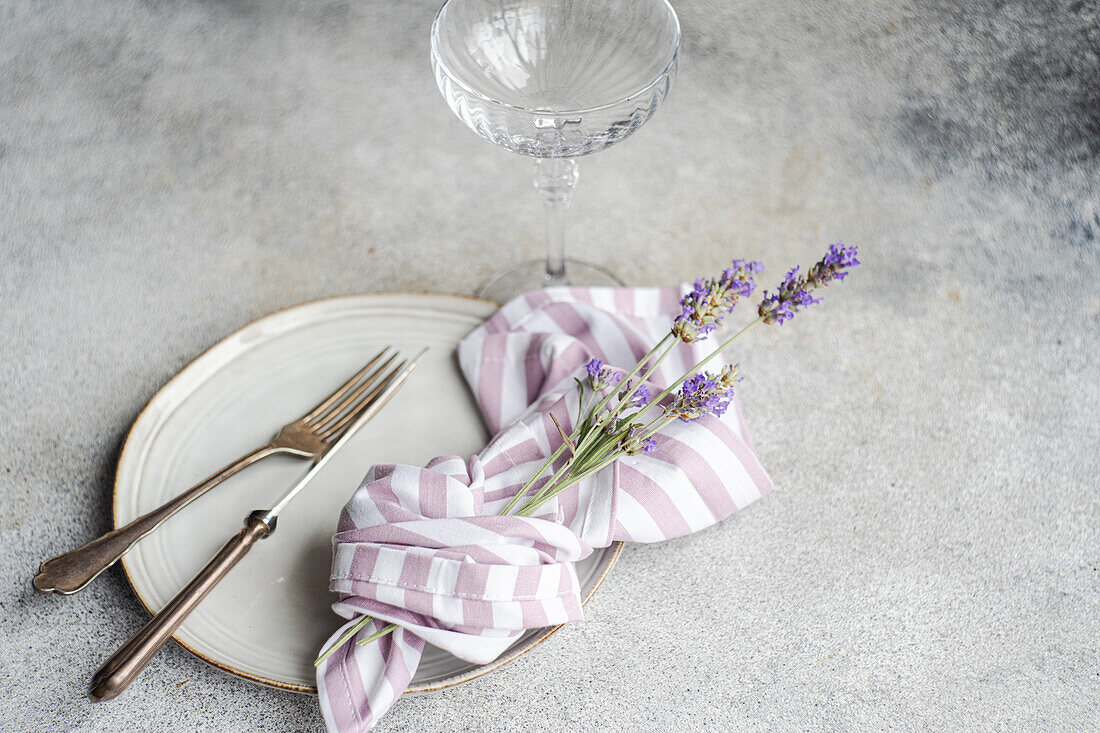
[{"left": 112, "top": 291, "right": 624, "bottom": 695}]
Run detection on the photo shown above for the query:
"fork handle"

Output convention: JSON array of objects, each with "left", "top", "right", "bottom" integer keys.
[
  {"left": 33, "top": 445, "right": 279, "bottom": 595},
  {"left": 90, "top": 511, "right": 274, "bottom": 701}
]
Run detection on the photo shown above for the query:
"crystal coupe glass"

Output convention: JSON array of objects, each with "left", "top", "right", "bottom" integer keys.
[{"left": 431, "top": 0, "right": 681, "bottom": 301}]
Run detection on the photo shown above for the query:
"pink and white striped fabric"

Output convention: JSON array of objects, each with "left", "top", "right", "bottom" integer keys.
[{"left": 316, "top": 287, "right": 773, "bottom": 732}]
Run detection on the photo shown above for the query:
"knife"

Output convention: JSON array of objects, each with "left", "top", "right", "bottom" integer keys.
[{"left": 89, "top": 348, "right": 427, "bottom": 701}]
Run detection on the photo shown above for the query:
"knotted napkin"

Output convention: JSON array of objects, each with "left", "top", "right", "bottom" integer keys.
[{"left": 316, "top": 287, "right": 773, "bottom": 732}]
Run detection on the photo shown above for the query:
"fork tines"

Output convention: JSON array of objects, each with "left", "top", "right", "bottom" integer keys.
[{"left": 305, "top": 349, "right": 406, "bottom": 443}]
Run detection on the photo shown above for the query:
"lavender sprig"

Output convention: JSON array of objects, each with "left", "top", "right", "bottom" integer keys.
[
  {"left": 585, "top": 358, "right": 623, "bottom": 391},
  {"left": 664, "top": 371, "right": 734, "bottom": 422},
  {"left": 672, "top": 259, "right": 763, "bottom": 342},
  {"left": 316, "top": 244, "right": 860, "bottom": 664},
  {"left": 758, "top": 244, "right": 860, "bottom": 325},
  {"left": 810, "top": 243, "right": 861, "bottom": 284}
]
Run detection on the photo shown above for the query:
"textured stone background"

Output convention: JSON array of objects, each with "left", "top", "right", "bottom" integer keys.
[{"left": 2, "top": 0, "right": 1098, "bottom": 730}]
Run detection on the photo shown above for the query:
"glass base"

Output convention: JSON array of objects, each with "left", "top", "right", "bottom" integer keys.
[{"left": 475, "top": 258, "right": 624, "bottom": 304}]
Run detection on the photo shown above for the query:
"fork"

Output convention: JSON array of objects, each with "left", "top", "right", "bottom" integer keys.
[{"left": 33, "top": 347, "right": 403, "bottom": 595}]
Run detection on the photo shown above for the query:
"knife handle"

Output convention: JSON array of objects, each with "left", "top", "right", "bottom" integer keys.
[{"left": 89, "top": 511, "right": 275, "bottom": 701}]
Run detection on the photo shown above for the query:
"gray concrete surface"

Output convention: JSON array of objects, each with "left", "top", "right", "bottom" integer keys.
[{"left": 2, "top": 0, "right": 1098, "bottom": 730}]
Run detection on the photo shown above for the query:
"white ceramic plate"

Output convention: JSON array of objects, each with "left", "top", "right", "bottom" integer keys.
[{"left": 114, "top": 293, "right": 622, "bottom": 693}]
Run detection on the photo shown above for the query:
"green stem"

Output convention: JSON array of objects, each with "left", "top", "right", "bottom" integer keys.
[
  {"left": 517, "top": 452, "right": 618, "bottom": 516},
  {"left": 499, "top": 441, "right": 568, "bottom": 516},
  {"left": 356, "top": 623, "right": 398, "bottom": 646},
  {"left": 637, "top": 415, "right": 676, "bottom": 444},
  {"left": 521, "top": 411, "right": 682, "bottom": 518},
  {"left": 607, "top": 336, "right": 677, "bottom": 420},
  {"left": 519, "top": 454, "right": 577, "bottom": 510},
  {"left": 314, "top": 615, "right": 378, "bottom": 667},
  {"left": 589, "top": 334, "right": 673, "bottom": 422},
  {"left": 566, "top": 341, "right": 672, "bottom": 475},
  {"left": 522, "top": 319, "right": 766, "bottom": 519},
  {"left": 642, "top": 317, "right": 763, "bottom": 417},
  {"left": 522, "top": 338, "right": 685, "bottom": 517}
]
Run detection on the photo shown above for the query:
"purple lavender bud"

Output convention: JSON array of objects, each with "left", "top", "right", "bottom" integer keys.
[
  {"left": 618, "top": 425, "right": 653, "bottom": 456},
  {"left": 821, "top": 243, "right": 860, "bottom": 270},
  {"left": 681, "top": 373, "right": 703, "bottom": 397},
  {"left": 665, "top": 370, "right": 736, "bottom": 422},
  {"left": 632, "top": 384, "right": 653, "bottom": 407},
  {"left": 718, "top": 363, "right": 741, "bottom": 388},
  {"left": 672, "top": 259, "right": 764, "bottom": 343},
  {"left": 758, "top": 245, "right": 859, "bottom": 325},
  {"left": 808, "top": 244, "right": 861, "bottom": 287},
  {"left": 641, "top": 437, "right": 657, "bottom": 454},
  {"left": 587, "top": 360, "right": 622, "bottom": 391}
]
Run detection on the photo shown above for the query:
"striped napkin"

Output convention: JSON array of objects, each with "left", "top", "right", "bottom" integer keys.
[{"left": 317, "top": 287, "right": 773, "bottom": 732}]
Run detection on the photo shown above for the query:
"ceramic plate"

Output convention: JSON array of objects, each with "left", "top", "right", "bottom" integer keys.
[{"left": 114, "top": 293, "right": 622, "bottom": 693}]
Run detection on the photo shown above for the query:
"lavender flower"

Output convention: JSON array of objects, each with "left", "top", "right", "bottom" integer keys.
[
  {"left": 809, "top": 243, "right": 861, "bottom": 285},
  {"left": 585, "top": 358, "right": 622, "bottom": 391},
  {"left": 758, "top": 244, "right": 859, "bottom": 325},
  {"left": 757, "top": 267, "right": 818, "bottom": 325},
  {"left": 619, "top": 381, "right": 654, "bottom": 408},
  {"left": 672, "top": 259, "right": 764, "bottom": 342},
  {"left": 619, "top": 425, "right": 659, "bottom": 455},
  {"left": 718, "top": 363, "right": 741, "bottom": 389},
  {"left": 665, "top": 371, "right": 734, "bottom": 422}
]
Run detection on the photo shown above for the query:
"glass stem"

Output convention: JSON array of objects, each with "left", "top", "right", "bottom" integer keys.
[{"left": 533, "top": 158, "right": 578, "bottom": 285}]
